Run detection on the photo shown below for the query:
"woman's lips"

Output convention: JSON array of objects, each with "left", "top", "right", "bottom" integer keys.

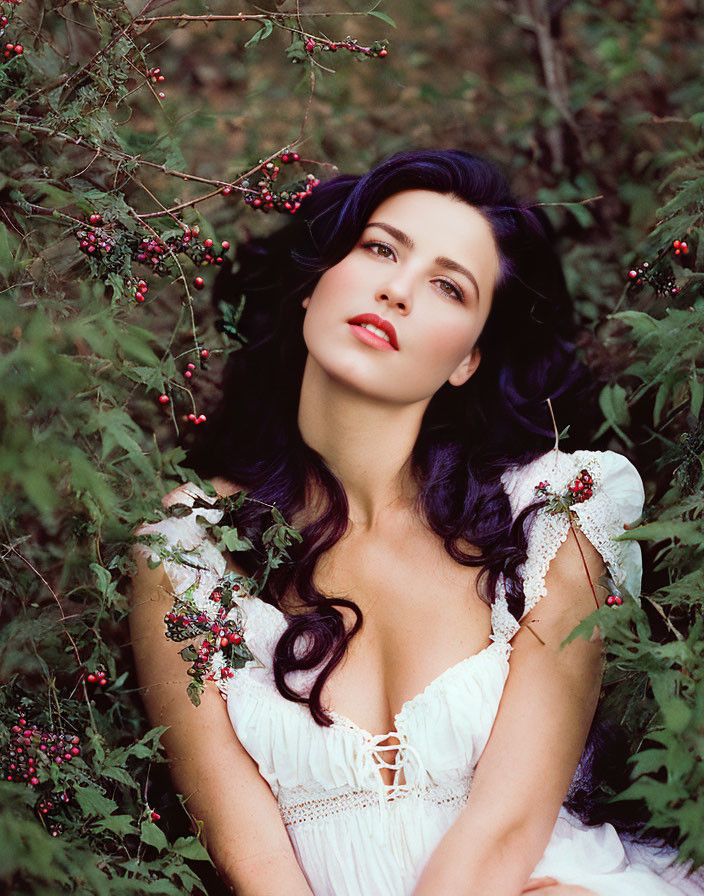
[
  {"left": 347, "top": 314, "right": 399, "bottom": 350},
  {"left": 348, "top": 322, "right": 397, "bottom": 352}
]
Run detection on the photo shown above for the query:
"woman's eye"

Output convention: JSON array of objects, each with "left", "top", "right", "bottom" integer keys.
[
  {"left": 362, "top": 241, "right": 395, "bottom": 259},
  {"left": 435, "top": 279, "right": 464, "bottom": 302}
]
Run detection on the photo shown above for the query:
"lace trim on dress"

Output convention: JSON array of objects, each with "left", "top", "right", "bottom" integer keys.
[{"left": 278, "top": 777, "right": 473, "bottom": 827}]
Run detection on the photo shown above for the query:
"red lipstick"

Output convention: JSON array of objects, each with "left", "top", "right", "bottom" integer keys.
[{"left": 347, "top": 313, "right": 399, "bottom": 350}]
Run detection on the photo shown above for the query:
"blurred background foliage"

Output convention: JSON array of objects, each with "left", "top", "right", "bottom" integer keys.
[{"left": 0, "top": 0, "right": 703, "bottom": 892}]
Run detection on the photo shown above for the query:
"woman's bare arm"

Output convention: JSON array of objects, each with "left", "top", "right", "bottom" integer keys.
[
  {"left": 412, "top": 526, "right": 607, "bottom": 896},
  {"left": 128, "top": 529, "right": 313, "bottom": 895}
]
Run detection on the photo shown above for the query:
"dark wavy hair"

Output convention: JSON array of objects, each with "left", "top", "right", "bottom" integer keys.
[{"left": 186, "top": 149, "right": 654, "bottom": 829}]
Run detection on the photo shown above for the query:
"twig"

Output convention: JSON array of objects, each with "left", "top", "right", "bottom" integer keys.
[
  {"left": 2, "top": 542, "right": 98, "bottom": 727},
  {"left": 567, "top": 519, "right": 601, "bottom": 609}
]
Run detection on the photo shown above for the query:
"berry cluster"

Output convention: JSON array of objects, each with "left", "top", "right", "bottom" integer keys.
[
  {"left": 243, "top": 172, "right": 320, "bottom": 215},
  {"left": 534, "top": 468, "right": 595, "bottom": 515},
  {"left": 134, "top": 278, "right": 149, "bottom": 303},
  {"left": 37, "top": 791, "right": 71, "bottom": 837},
  {"left": 74, "top": 214, "right": 116, "bottom": 260},
  {"left": 241, "top": 151, "right": 320, "bottom": 215},
  {"left": 147, "top": 65, "right": 166, "bottom": 99},
  {"left": 625, "top": 237, "right": 693, "bottom": 298},
  {"left": 86, "top": 667, "right": 108, "bottom": 686},
  {"left": 131, "top": 225, "right": 229, "bottom": 291},
  {"left": 627, "top": 261, "right": 679, "bottom": 297},
  {"left": 303, "top": 36, "right": 388, "bottom": 57},
  {"left": 165, "top": 583, "right": 251, "bottom": 689},
  {"left": 2, "top": 40, "right": 23, "bottom": 61},
  {"left": 606, "top": 593, "right": 624, "bottom": 607},
  {"left": 3, "top": 716, "right": 82, "bottom": 784},
  {"left": 567, "top": 469, "right": 594, "bottom": 502},
  {"left": 156, "top": 348, "right": 210, "bottom": 422}
]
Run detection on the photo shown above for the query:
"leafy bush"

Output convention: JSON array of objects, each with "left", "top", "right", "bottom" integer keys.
[{"left": 0, "top": 0, "right": 702, "bottom": 891}]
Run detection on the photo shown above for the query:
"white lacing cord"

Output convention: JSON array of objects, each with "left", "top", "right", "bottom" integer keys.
[{"left": 355, "top": 733, "right": 432, "bottom": 843}]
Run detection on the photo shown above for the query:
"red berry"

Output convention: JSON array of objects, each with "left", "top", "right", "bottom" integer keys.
[
  {"left": 222, "top": 186, "right": 233, "bottom": 195},
  {"left": 229, "top": 634, "right": 242, "bottom": 645},
  {"left": 14, "top": 45, "right": 23, "bottom": 55},
  {"left": 30, "top": 777, "right": 39, "bottom": 786},
  {"left": 135, "top": 291, "right": 144, "bottom": 302},
  {"left": 152, "top": 811, "right": 161, "bottom": 820},
  {"left": 99, "top": 678, "right": 107, "bottom": 686},
  {"left": 187, "top": 413, "right": 196, "bottom": 421},
  {"left": 197, "top": 414, "right": 207, "bottom": 423},
  {"left": 200, "top": 349, "right": 210, "bottom": 358},
  {"left": 204, "top": 238, "right": 213, "bottom": 248},
  {"left": 158, "top": 394, "right": 170, "bottom": 404},
  {"left": 681, "top": 242, "right": 688, "bottom": 253},
  {"left": 221, "top": 240, "right": 230, "bottom": 250},
  {"left": 87, "top": 673, "right": 96, "bottom": 682},
  {"left": 673, "top": 240, "right": 681, "bottom": 249},
  {"left": 187, "top": 362, "right": 196, "bottom": 369},
  {"left": 194, "top": 276, "right": 204, "bottom": 290},
  {"left": 184, "top": 370, "right": 192, "bottom": 379},
  {"left": 628, "top": 270, "right": 638, "bottom": 279}
]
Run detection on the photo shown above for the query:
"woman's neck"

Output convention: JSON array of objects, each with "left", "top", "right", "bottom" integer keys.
[{"left": 297, "top": 355, "right": 429, "bottom": 532}]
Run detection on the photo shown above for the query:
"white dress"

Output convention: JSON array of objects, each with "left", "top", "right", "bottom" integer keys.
[{"left": 136, "top": 448, "right": 704, "bottom": 896}]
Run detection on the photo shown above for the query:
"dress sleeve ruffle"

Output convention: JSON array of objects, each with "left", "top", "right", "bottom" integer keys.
[
  {"left": 132, "top": 481, "right": 227, "bottom": 611},
  {"left": 495, "top": 448, "right": 646, "bottom": 640}
]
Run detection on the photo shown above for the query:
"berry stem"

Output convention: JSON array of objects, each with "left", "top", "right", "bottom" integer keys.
[{"left": 567, "top": 518, "right": 601, "bottom": 609}]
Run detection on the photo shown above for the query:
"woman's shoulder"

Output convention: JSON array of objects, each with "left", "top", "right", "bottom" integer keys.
[{"left": 500, "top": 446, "right": 644, "bottom": 523}]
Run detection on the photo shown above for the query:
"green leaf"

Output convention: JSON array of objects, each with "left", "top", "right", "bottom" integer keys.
[
  {"left": 172, "top": 835, "right": 212, "bottom": 861},
  {"left": 140, "top": 818, "right": 169, "bottom": 852},
  {"left": 93, "top": 814, "right": 138, "bottom": 836},
  {"left": 74, "top": 784, "right": 119, "bottom": 819},
  {"left": 368, "top": 9, "right": 397, "bottom": 27},
  {"left": 102, "top": 766, "right": 139, "bottom": 789},
  {"left": 690, "top": 371, "right": 703, "bottom": 418},
  {"left": 217, "top": 526, "right": 255, "bottom": 552},
  {"left": 245, "top": 20, "right": 274, "bottom": 48}
]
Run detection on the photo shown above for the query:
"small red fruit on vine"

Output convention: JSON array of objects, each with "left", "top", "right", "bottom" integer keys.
[
  {"left": 194, "top": 276, "right": 204, "bottom": 290},
  {"left": 200, "top": 349, "right": 210, "bottom": 358},
  {"left": 158, "top": 394, "right": 170, "bottom": 404}
]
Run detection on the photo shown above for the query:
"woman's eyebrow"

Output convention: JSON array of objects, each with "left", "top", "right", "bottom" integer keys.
[{"left": 365, "top": 221, "right": 480, "bottom": 301}]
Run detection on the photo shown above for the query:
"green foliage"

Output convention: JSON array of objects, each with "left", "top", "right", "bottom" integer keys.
[{"left": 0, "top": 0, "right": 703, "bottom": 889}]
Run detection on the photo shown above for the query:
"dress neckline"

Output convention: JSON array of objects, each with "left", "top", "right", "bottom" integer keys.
[
  {"left": 323, "top": 638, "right": 509, "bottom": 744},
  {"left": 240, "top": 595, "right": 511, "bottom": 743}
]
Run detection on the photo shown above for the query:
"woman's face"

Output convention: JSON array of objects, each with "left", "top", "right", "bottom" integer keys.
[{"left": 301, "top": 189, "right": 500, "bottom": 405}]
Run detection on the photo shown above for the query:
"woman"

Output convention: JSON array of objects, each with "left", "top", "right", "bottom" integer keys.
[{"left": 129, "top": 150, "right": 703, "bottom": 895}]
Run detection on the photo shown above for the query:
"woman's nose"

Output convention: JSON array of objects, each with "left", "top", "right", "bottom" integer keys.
[{"left": 376, "top": 273, "right": 413, "bottom": 312}]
